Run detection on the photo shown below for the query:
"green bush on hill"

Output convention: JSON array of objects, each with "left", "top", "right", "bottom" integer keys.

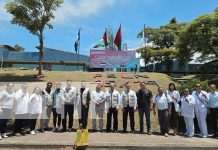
[{"left": 178, "top": 78, "right": 209, "bottom": 95}]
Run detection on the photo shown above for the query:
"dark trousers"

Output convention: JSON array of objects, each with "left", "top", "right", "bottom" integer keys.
[
  {"left": 138, "top": 107, "right": 151, "bottom": 132},
  {"left": 0, "top": 109, "right": 12, "bottom": 134},
  {"left": 62, "top": 105, "right": 74, "bottom": 130},
  {"left": 29, "top": 114, "right": 39, "bottom": 131},
  {"left": 79, "top": 106, "right": 89, "bottom": 129},
  {"left": 0, "top": 119, "right": 8, "bottom": 134},
  {"left": 170, "top": 103, "right": 179, "bottom": 129},
  {"left": 210, "top": 108, "right": 218, "bottom": 135},
  {"left": 158, "top": 109, "right": 170, "bottom": 134},
  {"left": 106, "top": 108, "right": 118, "bottom": 131},
  {"left": 123, "top": 106, "right": 135, "bottom": 131},
  {"left": 52, "top": 108, "right": 61, "bottom": 127},
  {"left": 14, "top": 114, "right": 28, "bottom": 133}
]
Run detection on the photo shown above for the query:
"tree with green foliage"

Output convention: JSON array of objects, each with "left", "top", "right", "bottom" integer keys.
[
  {"left": 5, "top": 0, "right": 63, "bottom": 76},
  {"left": 176, "top": 7, "right": 218, "bottom": 62},
  {"left": 138, "top": 18, "right": 187, "bottom": 74}
]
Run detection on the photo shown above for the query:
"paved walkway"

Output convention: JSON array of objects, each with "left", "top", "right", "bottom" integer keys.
[{"left": 0, "top": 131, "right": 218, "bottom": 149}]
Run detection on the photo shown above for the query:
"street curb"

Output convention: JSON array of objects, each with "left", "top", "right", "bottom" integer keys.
[{"left": 0, "top": 143, "right": 218, "bottom": 150}]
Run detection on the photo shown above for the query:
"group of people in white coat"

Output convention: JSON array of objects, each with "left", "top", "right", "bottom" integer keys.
[
  {"left": 0, "top": 81, "right": 218, "bottom": 140},
  {"left": 153, "top": 83, "right": 218, "bottom": 138},
  {"left": 0, "top": 83, "right": 43, "bottom": 138}
]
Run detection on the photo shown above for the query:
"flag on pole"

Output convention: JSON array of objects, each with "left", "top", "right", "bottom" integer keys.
[
  {"left": 74, "top": 28, "right": 81, "bottom": 53},
  {"left": 114, "top": 25, "right": 122, "bottom": 50},
  {"left": 142, "top": 24, "right": 146, "bottom": 47},
  {"left": 142, "top": 24, "right": 147, "bottom": 47},
  {"left": 93, "top": 31, "right": 108, "bottom": 49}
]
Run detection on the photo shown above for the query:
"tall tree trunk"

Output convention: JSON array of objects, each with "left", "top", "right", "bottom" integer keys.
[
  {"left": 38, "top": 32, "right": 44, "bottom": 76},
  {"left": 165, "top": 58, "right": 172, "bottom": 75}
]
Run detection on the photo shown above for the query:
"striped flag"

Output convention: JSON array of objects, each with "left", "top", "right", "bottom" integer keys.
[
  {"left": 142, "top": 24, "right": 146, "bottom": 47},
  {"left": 74, "top": 28, "right": 81, "bottom": 53}
]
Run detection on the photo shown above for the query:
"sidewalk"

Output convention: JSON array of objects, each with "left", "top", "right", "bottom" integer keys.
[{"left": 0, "top": 131, "right": 218, "bottom": 149}]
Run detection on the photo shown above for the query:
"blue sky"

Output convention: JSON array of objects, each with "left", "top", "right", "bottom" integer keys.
[{"left": 0, "top": 0, "right": 217, "bottom": 55}]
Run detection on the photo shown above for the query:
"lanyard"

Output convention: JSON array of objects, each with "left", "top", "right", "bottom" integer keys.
[{"left": 196, "top": 92, "right": 207, "bottom": 106}]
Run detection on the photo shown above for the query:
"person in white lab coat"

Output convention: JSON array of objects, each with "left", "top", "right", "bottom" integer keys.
[
  {"left": 120, "top": 83, "right": 137, "bottom": 133},
  {"left": 28, "top": 87, "right": 43, "bottom": 135},
  {"left": 181, "top": 88, "right": 196, "bottom": 138},
  {"left": 52, "top": 83, "right": 64, "bottom": 132},
  {"left": 105, "top": 83, "right": 121, "bottom": 132},
  {"left": 166, "top": 83, "right": 180, "bottom": 136},
  {"left": 13, "top": 83, "right": 29, "bottom": 136},
  {"left": 0, "top": 83, "right": 15, "bottom": 140},
  {"left": 62, "top": 80, "right": 77, "bottom": 132},
  {"left": 77, "top": 81, "right": 91, "bottom": 129},
  {"left": 192, "top": 83, "right": 209, "bottom": 138},
  {"left": 39, "top": 82, "right": 54, "bottom": 132}
]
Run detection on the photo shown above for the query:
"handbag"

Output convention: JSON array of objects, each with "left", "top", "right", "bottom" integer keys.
[{"left": 73, "top": 128, "right": 88, "bottom": 149}]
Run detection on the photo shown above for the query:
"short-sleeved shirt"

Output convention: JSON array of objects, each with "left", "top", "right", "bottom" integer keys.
[
  {"left": 153, "top": 93, "right": 172, "bottom": 110},
  {"left": 136, "top": 89, "right": 152, "bottom": 109},
  {"left": 91, "top": 91, "right": 106, "bottom": 109},
  {"left": 208, "top": 91, "right": 218, "bottom": 108}
]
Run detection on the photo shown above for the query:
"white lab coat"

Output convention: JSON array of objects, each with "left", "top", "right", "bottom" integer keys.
[
  {"left": 181, "top": 94, "right": 196, "bottom": 137},
  {"left": 105, "top": 90, "right": 121, "bottom": 109},
  {"left": 53, "top": 89, "right": 65, "bottom": 109},
  {"left": 192, "top": 91, "right": 209, "bottom": 113},
  {"left": 120, "top": 90, "right": 137, "bottom": 109},
  {"left": 14, "top": 89, "right": 29, "bottom": 115},
  {"left": 76, "top": 88, "right": 90, "bottom": 106},
  {"left": 63, "top": 86, "right": 77, "bottom": 105},
  {"left": 28, "top": 93, "right": 43, "bottom": 114},
  {"left": 181, "top": 95, "right": 196, "bottom": 118},
  {"left": 0, "top": 90, "right": 15, "bottom": 109},
  {"left": 166, "top": 90, "right": 180, "bottom": 112},
  {"left": 192, "top": 90, "right": 209, "bottom": 136}
]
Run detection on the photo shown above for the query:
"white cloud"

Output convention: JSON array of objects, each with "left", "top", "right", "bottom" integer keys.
[
  {"left": 0, "top": 0, "right": 120, "bottom": 24},
  {"left": 53, "top": 0, "right": 117, "bottom": 24},
  {"left": 0, "top": 0, "right": 11, "bottom": 22}
]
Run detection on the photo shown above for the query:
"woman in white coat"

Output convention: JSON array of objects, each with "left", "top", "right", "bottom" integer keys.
[
  {"left": 13, "top": 83, "right": 29, "bottom": 136},
  {"left": 28, "top": 87, "right": 43, "bottom": 135},
  {"left": 192, "top": 83, "right": 209, "bottom": 138},
  {"left": 0, "top": 83, "right": 15, "bottom": 140},
  {"left": 181, "top": 88, "right": 196, "bottom": 138},
  {"left": 166, "top": 83, "right": 180, "bottom": 136}
]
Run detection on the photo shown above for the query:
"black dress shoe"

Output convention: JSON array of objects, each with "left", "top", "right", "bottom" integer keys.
[
  {"left": 139, "top": 130, "right": 145, "bottom": 134},
  {"left": 131, "top": 130, "right": 136, "bottom": 133},
  {"left": 147, "top": 131, "right": 152, "bottom": 135},
  {"left": 61, "top": 129, "right": 67, "bottom": 132},
  {"left": 92, "top": 129, "right": 97, "bottom": 132}
]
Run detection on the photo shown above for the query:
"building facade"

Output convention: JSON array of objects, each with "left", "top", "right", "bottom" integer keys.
[{"left": 0, "top": 46, "right": 90, "bottom": 71}]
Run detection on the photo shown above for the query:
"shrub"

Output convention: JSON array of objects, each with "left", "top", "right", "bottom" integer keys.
[{"left": 178, "top": 78, "right": 209, "bottom": 95}]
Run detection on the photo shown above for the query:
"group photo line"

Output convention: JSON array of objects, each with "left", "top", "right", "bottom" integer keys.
[{"left": 0, "top": 80, "right": 218, "bottom": 140}]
